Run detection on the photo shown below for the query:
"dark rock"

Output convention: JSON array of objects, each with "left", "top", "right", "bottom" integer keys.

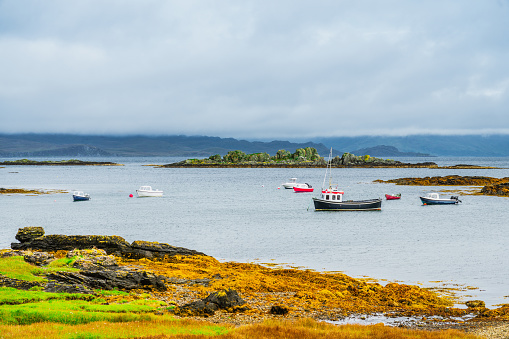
[
  {"left": 0, "top": 274, "right": 44, "bottom": 290},
  {"left": 15, "top": 227, "right": 45, "bottom": 243},
  {"left": 44, "top": 280, "right": 94, "bottom": 294},
  {"left": 24, "top": 251, "right": 55, "bottom": 266},
  {"left": 45, "top": 268, "right": 167, "bottom": 292},
  {"left": 11, "top": 234, "right": 132, "bottom": 256},
  {"left": 176, "top": 289, "right": 247, "bottom": 316},
  {"left": 270, "top": 305, "right": 289, "bottom": 315},
  {"left": 126, "top": 240, "right": 206, "bottom": 260},
  {"left": 11, "top": 228, "right": 206, "bottom": 260},
  {"left": 203, "top": 289, "right": 246, "bottom": 309}
]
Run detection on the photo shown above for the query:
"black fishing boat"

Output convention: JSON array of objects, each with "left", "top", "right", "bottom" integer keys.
[
  {"left": 312, "top": 149, "right": 382, "bottom": 211},
  {"left": 312, "top": 189, "right": 382, "bottom": 211}
]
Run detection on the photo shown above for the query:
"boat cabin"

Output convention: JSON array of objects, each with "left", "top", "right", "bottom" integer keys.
[
  {"left": 320, "top": 187, "right": 344, "bottom": 202},
  {"left": 426, "top": 193, "right": 440, "bottom": 199},
  {"left": 138, "top": 186, "right": 153, "bottom": 191}
]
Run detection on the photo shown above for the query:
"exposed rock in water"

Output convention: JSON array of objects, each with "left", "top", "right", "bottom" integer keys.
[
  {"left": 374, "top": 175, "right": 509, "bottom": 187},
  {"left": 480, "top": 183, "right": 509, "bottom": 197},
  {"left": 175, "top": 289, "right": 248, "bottom": 316},
  {"left": 11, "top": 227, "right": 206, "bottom": 260}
]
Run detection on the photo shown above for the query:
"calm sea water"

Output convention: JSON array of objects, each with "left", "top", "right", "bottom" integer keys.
[{"left": 1, "top": 156, "right": 508, "bottom": 307}]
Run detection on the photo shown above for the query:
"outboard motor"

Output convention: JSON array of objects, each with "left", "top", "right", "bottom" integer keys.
[{"left": 451, "top": 196, "right": 462, "bottom": 203}]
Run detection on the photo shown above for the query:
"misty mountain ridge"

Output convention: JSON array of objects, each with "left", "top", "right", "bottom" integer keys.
[
  {"left": 0, "top": 134, "right": 336, "bottom": 157},
  {"left": 350, "top": 145, "right": 432, "bottom": 157},
  {"left": 2, "top": 133, "right": 509, "bottom": 157}
]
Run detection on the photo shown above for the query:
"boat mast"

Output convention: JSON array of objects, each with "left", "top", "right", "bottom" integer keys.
[{"left": 322, "top": 147, "right": 333, "bottom": 190}]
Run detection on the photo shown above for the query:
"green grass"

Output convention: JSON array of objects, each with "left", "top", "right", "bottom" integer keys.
[
  {"left": 0, "top": 256, "right": 79, "bottom": 282},
  {"left": 0, "top": 287, "right": 93, "bottom": 305},
  {"left": 0, "top": 288, "right": 167, "bottom": 325}
]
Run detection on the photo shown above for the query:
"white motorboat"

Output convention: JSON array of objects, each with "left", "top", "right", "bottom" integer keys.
[
  {"left": 136, "top": 186, "right": 163, "bottom": 197},
  {"left": 72, "top": 191, "right": 90, "bottom": 201},
  {"left": 281, "top": 178, "right": 298, "bottom": 189},
  {"left": 420, "top": 193, "right": 461, "bottom": 205}
]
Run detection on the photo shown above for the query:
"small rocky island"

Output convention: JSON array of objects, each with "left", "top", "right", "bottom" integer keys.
[
  {"left": 158, "top": 148, "right": 441, "bottom": 168},
  {"left": 375, "top": 175, "right": 509, "bottom": 197},
  {"left": 0, "top": 159, "right": 122, "bottom": 166}
]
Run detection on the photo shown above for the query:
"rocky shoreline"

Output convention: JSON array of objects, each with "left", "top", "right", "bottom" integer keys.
[
  {"left": 0, "top": 159, "right": 122, "bottom": 166},
  {"left": 1, "top": 227, "right": 508, "bottom": 338},
  {"left": 0, "top": 188, "right": 68, "bottom": 195}
]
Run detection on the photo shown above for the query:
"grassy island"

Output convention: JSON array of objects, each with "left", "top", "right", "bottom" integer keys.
[
  {"left": 0, "top": 227, "right": 507, "bottom": 338},
  {"left": 158, "top": 148, "right": 442, "bottom": 168},
  {"left": 0, "top": 159, "right": 123, "bottom": 166}
]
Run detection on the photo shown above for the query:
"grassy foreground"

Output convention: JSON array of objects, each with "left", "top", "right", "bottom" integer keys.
[
  {"left": 0, "top": 249, "right": 495, "bottom": 338},
  {"left": 0, "top": 317, "right": 480, "bottom": 339}
]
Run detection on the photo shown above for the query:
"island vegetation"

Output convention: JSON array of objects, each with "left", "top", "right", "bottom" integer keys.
[
  {"left": 0, "top": 227, "right": 507, "bottom": 338},
  {"left": 159, "top": 148, "right": 498, "bottom": 169},
  {"left": 159, "top": 148, "right": 441, "bottom": 168},
  {"left": 0, "top": 159, "right": 122, "bottom": 166}
]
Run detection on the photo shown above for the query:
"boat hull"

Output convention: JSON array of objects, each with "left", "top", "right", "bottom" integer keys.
[
  {"left": 420, "top": 197, "right": 458, "bottom": 205},
  {"left": 136, "top": 191, "right": 163, "bottom": 197},
  {"left": 73, "top": 195, "right": 90, "bottom": 201},
  {"left": 293, "top": 187, "right": 314, "bottom": 192},
  {"left": 385, "top": 194, "right": 401, "bottom": 200},
  {"left": 313, "top": 198, "right": 382, "bottom": 211}
]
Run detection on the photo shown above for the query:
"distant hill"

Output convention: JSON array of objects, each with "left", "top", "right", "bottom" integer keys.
[
  {"left": 311, "top": 135, "right": 509, "bottom": 156},
  {"left": 3, "top": 133, "right": 509, "bottom": 158},
  {"left": 350, "top": 145, "right": 432, "bottom": 157},
  {"left": 0, "top": 134, "right": 339, "bottom": 157}
]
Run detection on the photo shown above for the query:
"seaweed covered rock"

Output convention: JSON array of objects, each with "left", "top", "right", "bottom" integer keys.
[
  {"left": 176, "top": 289, "right": 248, "bottom": 316},
  {"left": 68, "top": 248, "right": 119, "bottom": 270},
  {"left": 270, "top": 305, "right": 289, "bottom": 315},
  {"left": 24, "top": 251, "right": 55, "bottom": 266},
  {"left": 481, "top": 183, "right": 509, "bottom": 197},
  {"left": 15, "top": 226, "right": 45, "bottom": 243}
]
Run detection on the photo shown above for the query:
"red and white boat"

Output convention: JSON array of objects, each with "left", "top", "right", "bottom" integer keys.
[
  {"left": 293, "top": 183, "right": 314, "bottom": 192},
  {"left": 385, "top": 193, "right": 401, "bottom": 200}
]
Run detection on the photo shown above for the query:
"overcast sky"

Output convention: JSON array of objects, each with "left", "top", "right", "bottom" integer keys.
[{"left": 1, "top": 1, "right": 508, "bottom": 139}]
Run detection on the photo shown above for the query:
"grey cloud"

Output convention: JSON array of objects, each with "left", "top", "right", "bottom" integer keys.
[{"left": 1, "top": 1, "right": 508, "bottom": 138}]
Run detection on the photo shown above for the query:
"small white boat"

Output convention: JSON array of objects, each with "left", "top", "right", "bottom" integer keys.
[
  {"left": 281, "top": 178, "right": 298, "bottom": 189},
  {"left": 420, "top": 193, "right": 461, "bottom": 205},
  {"left": 72, "top": 191, "right": 90, "bottom": 201},
  {"left": 136, "top": 186, "right": 163, "bottom": 197}
]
